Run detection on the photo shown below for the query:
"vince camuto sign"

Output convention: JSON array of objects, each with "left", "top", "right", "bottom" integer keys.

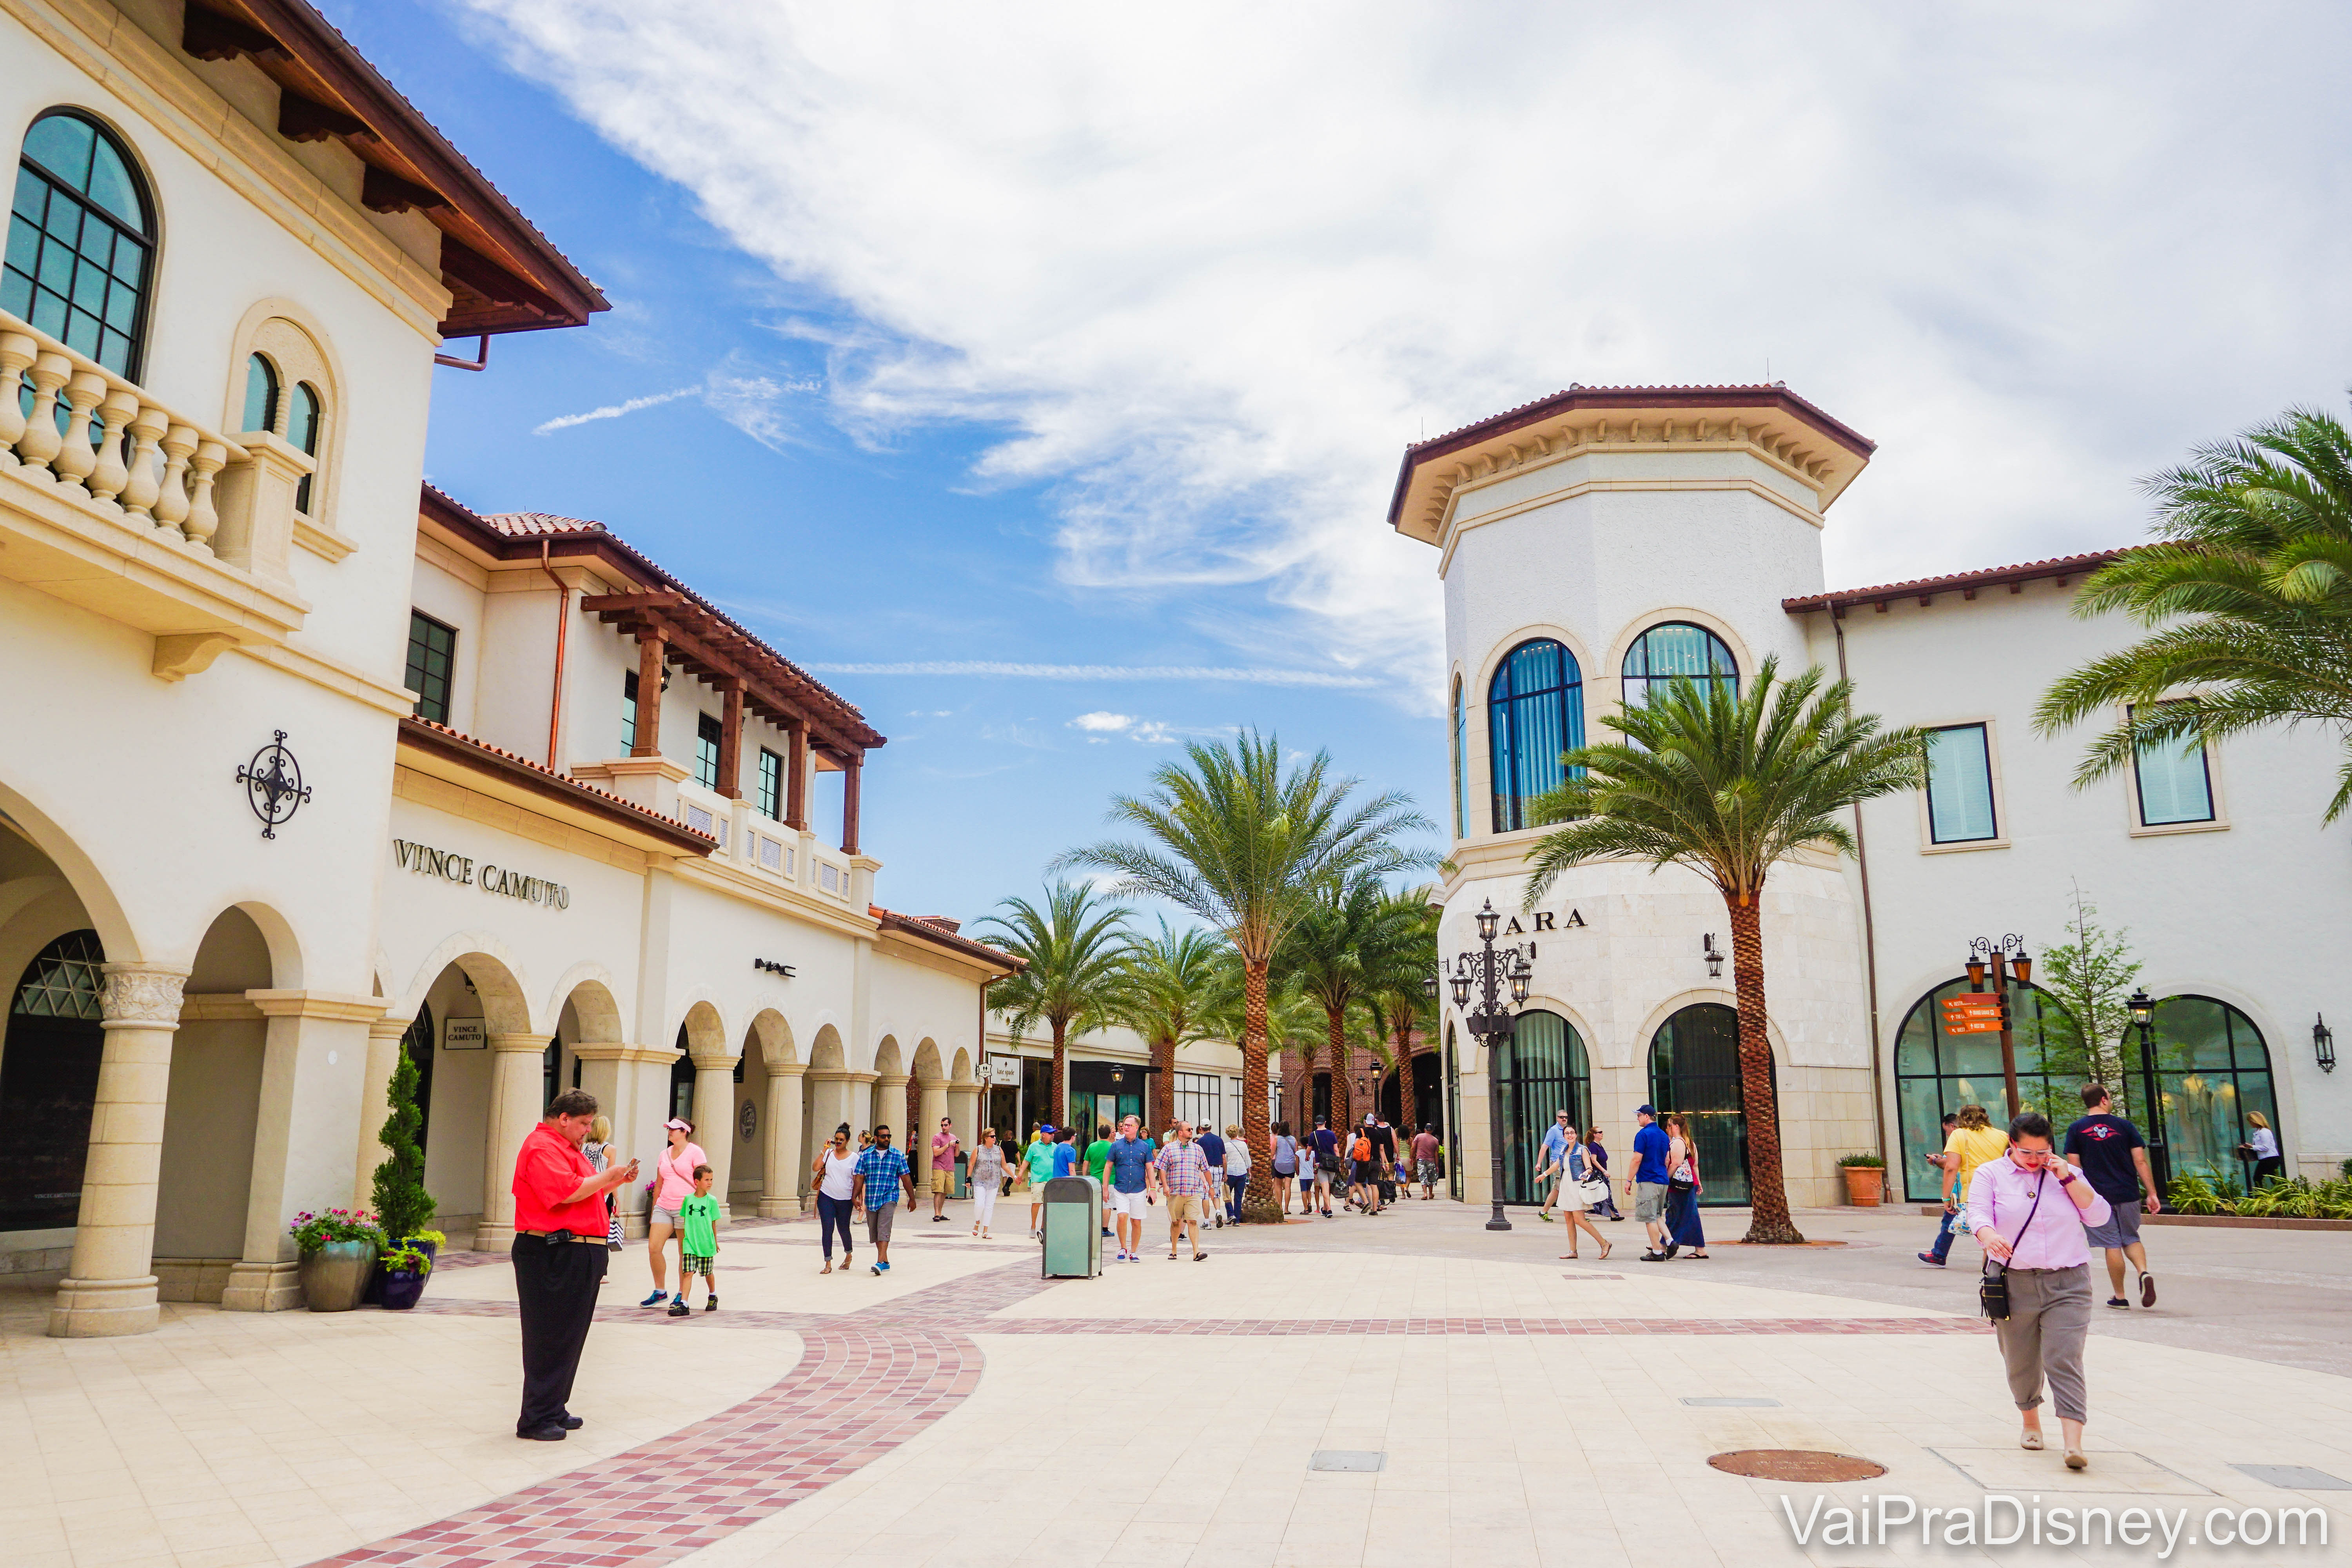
[{"left": 392, "top": 839, "right": 572, "bottom": 910}]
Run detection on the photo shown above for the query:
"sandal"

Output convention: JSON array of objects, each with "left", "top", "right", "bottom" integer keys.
[
  {"left": 1599, "top": 1241, "right": 1612, "bottom": 1261},
  {"left": 820, "top": 1261, "right": 832, "bottom": 1275}
]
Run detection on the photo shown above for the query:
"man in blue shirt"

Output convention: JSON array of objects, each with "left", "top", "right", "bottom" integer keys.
[
  {"left": 1536, "top": 1109, "right": 1573, "bottom": 1223},
  {"left": 1104, "top": 1116, "right": 1157, "bottom": 1262},
  {"left": 1626, "top": 1105, "right": 1674, "bottom": 1261},
  {"left": 1195, "top": 1123, "right": 1227, "bottom": 1228},
  {"left": 850, "top": 1124, "right": 915, "bottom": 1275},
  {"left": 1051, "top": 1127, "right": 1078, "bottom": 1180}
]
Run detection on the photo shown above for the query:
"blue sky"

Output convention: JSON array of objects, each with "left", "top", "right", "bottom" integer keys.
[{"left": 325, "top": 3, "right": 2352, "bottom": 924}]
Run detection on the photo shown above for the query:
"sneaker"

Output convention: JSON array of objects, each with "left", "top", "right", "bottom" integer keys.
[
  {"left": 1917, "top": 1252, "right": 1946, "bottom": 1267},
  {"left": 641, "top": 1290, "right": 669, "bottom": 1307},
  {"left": 2106, "top": 1296, "right": 2130, "bottom": 1309},
  {"left": 704, "top": 1296, "right": 718, "bottom": 1312},
  {"left": 871, "top": 1263, "right": 882, "bottom": 1276},
  {"left": 666, "top": 1299, "right": 689, "bottom": 1316},
  {"left": 2140, "top": 1272, "right": 2156, "bottom": 1308},
  {"left": 880, "top": 1260, "right": 891, "bottom": 1272}
]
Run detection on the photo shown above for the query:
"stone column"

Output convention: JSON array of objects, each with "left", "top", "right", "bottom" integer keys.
[
  {"left": 872, "top": 1073, "right": 910, "bottom": 1140},
  {"left": 918, "top": 1080, "right": 949, "bottom": 1163},
  {"left": 49, "top": 962, "right": 186, "bottom": 1338},
  {"left": 946, "top": 1080, "right": 980, "bottom": 1146},
  {"left": 690, "top": 1054, "right": 739, "bottom": 1221},
  {"left": 477, "top": 1032, "right": 549, "bottom": 1247},
  {"left": 354, "top": 1015, "right": 412, "bottom": 1211},
  {"left": 803, "top": 1068, "right": 857, "bottom": 1147},
  {"left": 227, "top": 993, "right": 382, "bottom": 1313},
  {"left": 762, "top": 1061, "right": 808, "bottom": 1216}
]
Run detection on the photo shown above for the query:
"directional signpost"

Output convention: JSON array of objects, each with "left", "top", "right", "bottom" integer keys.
[{"left": 1939, "top": 995, "right": 2004, "bottom": 1035}]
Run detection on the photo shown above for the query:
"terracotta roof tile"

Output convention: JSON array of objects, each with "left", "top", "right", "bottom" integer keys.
[
  {"left": 871, "top": 904, "right": 1025, "bottom": 971},
  {"left": 398, "top": 717, "right": 715, "bottom": 850},
  {"left": 1782, "top": 548, "right": 2128, "bottom": 613}
]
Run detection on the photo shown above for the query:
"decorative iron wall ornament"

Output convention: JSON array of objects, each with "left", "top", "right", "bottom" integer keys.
[{"left": 236, "top": 730, "right": 313, "bottom": 839}]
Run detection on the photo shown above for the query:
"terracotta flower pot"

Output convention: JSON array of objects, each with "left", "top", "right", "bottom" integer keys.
[
  {"left": 1842, "top": 1165, "right": 1885, "bottom": 1208},
  {"left": 300, "top": 1240, "right": 379, "bottom": 1311}
]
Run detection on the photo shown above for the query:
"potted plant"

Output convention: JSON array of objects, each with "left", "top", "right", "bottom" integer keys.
[
  {"left": 290, "top": 1208, "right": 384, "bottom": 1311},
  {"left": 1837, "top": 1152, "right": 1886, "bottom": 1208},
  {"left": 377, "top": 1240, "right": 436, "bottom": 1310},
  {"left": 367, "top": 1040, "right": 441, "bottom": 1304}
]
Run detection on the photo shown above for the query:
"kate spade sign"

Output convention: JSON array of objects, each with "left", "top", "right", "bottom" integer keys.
[{"left": 392, "top": 838, "right": 571, "bottom": 910}]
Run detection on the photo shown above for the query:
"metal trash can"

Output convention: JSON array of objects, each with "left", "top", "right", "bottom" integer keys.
[{"left": 1041, "top": 1174, "right": 1102, "bottom": 1278}]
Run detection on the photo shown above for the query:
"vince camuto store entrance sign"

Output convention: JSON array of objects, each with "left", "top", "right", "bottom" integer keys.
[{"left": 392, "top": 838, "right": 572, "bottom": 910}]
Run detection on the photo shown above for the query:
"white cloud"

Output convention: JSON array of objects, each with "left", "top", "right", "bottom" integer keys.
[
  {"left": 807, "top": 660, "right": 1379, "bottom": 689},
  {"left": 533, "top": 360, "right": 823, "bottom": 447},
  {"left": 468, "top": 2, "right": 2352, "bottom": 712},
  {"left": 1070, "top": 711, "right": 1134, "bottom": 731},
  {"left": 532, "top": 385, "right": 699, "bottom": 435}
]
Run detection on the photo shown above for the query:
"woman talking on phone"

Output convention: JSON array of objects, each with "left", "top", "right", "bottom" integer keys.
[{"left": 1965, "top": 1110, "right": 2112, "bottom": 1471}]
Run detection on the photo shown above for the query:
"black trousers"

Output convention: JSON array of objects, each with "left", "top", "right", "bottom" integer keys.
[{"left": 512, "top": 1233, "right": 606, "bottom": 1434}]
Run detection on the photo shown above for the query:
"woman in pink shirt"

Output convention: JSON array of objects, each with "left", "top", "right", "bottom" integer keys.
[
  {"left": 641, "top": 1117, "right": 709, "bottom": 1308},
  {"left": 1965, "top": 1110, "right": 2112, "bottom": 1472}
]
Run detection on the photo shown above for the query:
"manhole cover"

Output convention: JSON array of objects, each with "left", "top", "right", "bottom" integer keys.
[
  {"left": 1309, "top": 1450, "right": 1385, "bottom": 1473},
  {"left": 1709, "top": 1450, "right": 1886, "bottom": 1482}
]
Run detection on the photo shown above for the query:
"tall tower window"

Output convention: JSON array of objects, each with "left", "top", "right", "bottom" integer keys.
[{"left": 1487, "top": 639, "right": 1583, "bottom": 833}]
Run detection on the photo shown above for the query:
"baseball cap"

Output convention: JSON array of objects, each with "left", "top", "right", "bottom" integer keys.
[{"left": 1635, "top": 1103, "right": 1655, "bottom": 1117}]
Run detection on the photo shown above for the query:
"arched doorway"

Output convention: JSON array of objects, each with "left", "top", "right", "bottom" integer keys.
[
  {"left": 1891, "top": 978, "right": 2074, "bottom": 1202},
  {"left": 0, "top": 931, "right": 106, "bottom": 1233},
  {"left": 1648, "top": 1004, "right": 1772, "bottom": 1206},
  {"left": 2147, "top": 995, "right": 2278, "bottom": 1189},
  {"left": 1495, "top": 1009, "right": 1590, "bottom": 1205}
]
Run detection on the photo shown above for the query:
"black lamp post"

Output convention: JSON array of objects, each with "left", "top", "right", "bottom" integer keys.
[
  {"left": 1450, "top": 898, "right": 1531, "bottom": 1232},
  {"left": 1964, "top": 934, "right": 2033, "bottom": 1118},
  {"left": 2127, "top": 987, "right": 2169, "bottom": 1193}
]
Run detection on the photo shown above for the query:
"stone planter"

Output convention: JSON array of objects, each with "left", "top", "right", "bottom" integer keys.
[
  {"left": 299, "top": 1240, "right": 378, "bottom": 1312},
  {"left": 1840, "top": 1165, "right": 1885, "bottom": 1207}
]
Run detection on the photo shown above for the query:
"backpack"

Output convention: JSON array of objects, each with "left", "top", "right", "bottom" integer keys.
[{"left": 1352, "top": 1135, "right": 1373, "bottom": 1163}]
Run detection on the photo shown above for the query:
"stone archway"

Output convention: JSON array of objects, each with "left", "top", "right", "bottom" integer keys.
[
  {"left": 387, "top": 949, "right": 535, "bottom": 1247},
  {"left": 870, "top": 1035, "right": 904, "bottom": 1142}
]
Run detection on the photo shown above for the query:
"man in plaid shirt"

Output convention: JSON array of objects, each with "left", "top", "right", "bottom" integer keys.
[
  {"left": 1148, "top": 1120, "right": 1214, "bottom": 1262},
  {"left": 850, "top": 1124, "right": 916, "bottom": 1275}
]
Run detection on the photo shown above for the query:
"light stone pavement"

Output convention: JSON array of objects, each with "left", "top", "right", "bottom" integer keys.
[{"left": 0, "top": 1198, "right": 2345, "bottom": 1567}]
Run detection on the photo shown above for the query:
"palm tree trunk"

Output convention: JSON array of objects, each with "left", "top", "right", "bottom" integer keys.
[
  {"left": 1241, "top": 959, "right": 1281, "bottom": 1221},
  {"left": 1149, "top": 1030, "right": 1175, "bottom": 1134},
  {"left": 1327, "top": 1009, "right": 1352, "bottom": 1134},
  {"left": 1726, "top": 892, "right": 1803, "bottom": 1244},
  {"left": 1394, "top": 1020, "right": 1419, "bottom": 1138},
  {"left": 1049, "top": 1019, "right": 1067, "bottom": 1130}
]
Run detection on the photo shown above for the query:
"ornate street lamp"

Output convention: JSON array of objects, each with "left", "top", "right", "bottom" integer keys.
[
  {"left": 1963, "top": 934, "right": 2033, "bottom": 1116},
  {"left": 2127, "top": 987, "right": 2170, "bottom": 1192},
  {"left": 1450, "top": 898, "right": 1532, "bottom": 1231}
]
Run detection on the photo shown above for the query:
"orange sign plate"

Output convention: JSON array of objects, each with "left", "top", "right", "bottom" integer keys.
[{"left": 1941, "top": 993, "right": 2003, "bottom": 1035}]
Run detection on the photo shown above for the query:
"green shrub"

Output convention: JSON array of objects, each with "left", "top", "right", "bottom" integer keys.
[
  {"left": 1836, "top": 1151, "right": 1886, "bottom": 1168},
  {"left": 371, "top": 1043, "right": 437, "bottom": 1242}
]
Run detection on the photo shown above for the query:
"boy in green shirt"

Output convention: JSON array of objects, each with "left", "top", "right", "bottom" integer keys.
[{"left": 670, "top": 1165, "right": 722, "bottom": 1316}]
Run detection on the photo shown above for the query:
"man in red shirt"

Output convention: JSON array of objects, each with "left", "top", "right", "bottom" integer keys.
[{"left": 512, "top": 1088, "right": 639, "bottom": 1440}]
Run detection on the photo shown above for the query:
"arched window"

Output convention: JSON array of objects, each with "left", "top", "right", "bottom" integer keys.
[
  {"left": 1494, "top": 1009, "right": 1590, "bottom": 1204},
  {"left": 1, "top": 929, "right": 107, "bottom": 1232},
  {"left": 240, "top": 353, "right": 278, "bottom": 435},
  {"left": 5, "top": 112, "right": 156, "bottom": 378},
  {"left": 1892, "top": 978, "right": 2074, "bottom": 1201},
  {"left": 1487, "top": 639, "right": 1584, "bottom": 832},
  {"left": 1449, "top": 677, "right": 1468, "bottom": 840},
  {"left": 2145, "top": 995, "right": 2276, "bottom": 1190},
  {"left": 1622, "top": 622, "right": 1738, "bottom": 709},
  {"left": 1648, "top": 1003, "right": 1771, "bottom": 1205},
  {"left": 290, "top": 381, "right": 322, "bottom": 513}
]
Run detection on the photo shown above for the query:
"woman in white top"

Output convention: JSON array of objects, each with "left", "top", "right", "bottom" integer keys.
[
  {"left": 2245, "top": 1111, "right": 2284, "bottom": 1183},
  {"left": 1553, "top": 1124, "right": 1612, "bottom": 1262},
  {"left": 1221, "top": 1122, "right": 1252, "bottom": 1224},
  {"left": 812, "top": 1123, "right": 859, "bottom": 1274},
  {"left": 642, "top": 1118, "right": 708, "bottom": 1307},
  {"left": 967, "top": 1127, "right": 1007, "bottom": 1239}
]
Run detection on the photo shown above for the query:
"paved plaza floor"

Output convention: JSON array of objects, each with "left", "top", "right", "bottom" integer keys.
[{"left": 3, "top": 1198, "right": 2348, "bottom": 1566}]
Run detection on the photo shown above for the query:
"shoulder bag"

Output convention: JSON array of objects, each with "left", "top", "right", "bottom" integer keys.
[
  {"left": 1666, "top": 1141, "right": 1698, "bottom": 1195},
  {"left": 1978, "top": 1170, "right": 2048, "bottom": 1321},
  {"left": 1571, "top": 1144, "right": 1611, "bottom": 1207}
]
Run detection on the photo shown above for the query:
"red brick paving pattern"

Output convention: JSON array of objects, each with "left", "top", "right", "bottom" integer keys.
[{"left": 313, "top": 1229, "right": 1982, "bottom": 1565}]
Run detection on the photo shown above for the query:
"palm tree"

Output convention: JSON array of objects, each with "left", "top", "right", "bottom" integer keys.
[
  {"left": 1202, "top": 956, "right": 1324, "bottom": 1126},
  {"left": 1108, "top": 918, "right": 1224, "bottom": 1132},
  {"left": 1365, "top": 886, "right": 1440, "bottom": 1138},
  {"left": 1282, "top": 873, "right": 1401, "bottom": 1134},
  {"left": 2036, "top": 401, "right": 2352, "bottom": 820},
  {"left": 972, "top": 881, "right": 1131, "bottom": 1128},
  {"left": 1056, "top": 730, "right": 1432, "bottom": 1220},
  {"left": 1524, "top": 657, "right": 1925, "bottom": 1244}
]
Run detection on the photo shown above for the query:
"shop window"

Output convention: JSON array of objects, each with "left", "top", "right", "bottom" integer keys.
[
  {"left": 1445, "top": 1020, "right": 1463, "bottom": 1201},
  {"left": 670, "top": 1025, "right": 697, "bottom": 1123},
  {"left": 1892, "top": 978, "right": 2074, "bottom": 1201},
  {"left": 758, "top": 747, "right": 783, "bottom": 820},
  {"left": 2132, "top": 706, "right": 2215, "bottom": 826},
  {"left": 290, "top": 381, "right": 322, "bottom": 514},
  {"left": 1487, "top": 639, "right": 1584, "bottom": 832},
  {"left": 240, "top": 353, "right": 278, "bottom": 434},
  {"left": 5, "top": 111, "right": 156, "bottom": 378},
  {"left": 1495, "top": 1010, "right": 1590, "bottom": 1204},
  {"left": 1622, "top": 622, "right": 1737, "bottom": 710},
  {"left": 1174, "top": 1071, "right": 1221, "bottom": 1132},
  {"left": 1925, "top": 723, "right": 1998, "bottom": 843},
  {"left": 2145, "top": 995, "right": 2276, "bottom": 1190},
  {"left": 405, "top": 610, "right": 456, "bottom": 724},
  {"left": 695, "top": 713, "right": 722, "bottom": 790},
  {"left": 0, "top": 929, "right": 107, "bottom": 1232},
  {"left": 1648, "top": 1004, "right": 1768, "bottom": 1205}
]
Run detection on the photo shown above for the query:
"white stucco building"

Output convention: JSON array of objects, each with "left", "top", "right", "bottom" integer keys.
[
  {"left": 1398, "top": 385, "right": 2351, "bottom": 1212},
  {"left": 0, "top": 0, "right": 1009, "bottom": 1337}
]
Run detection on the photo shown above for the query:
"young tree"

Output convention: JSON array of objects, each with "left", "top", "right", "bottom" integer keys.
[
  {"left": 2037, "top": 400, "right": 2352, "bottom": 821},
  {"left": 1058, "top": 731, "right": 1431, "bottom": 1220},
  {"left": 972, "top": 881, "right": 1131, "bottom": 1128},
  {"left": 1108, "top": 918, "right": 1224, "bottom": 1132},
  {"left": 1365, "top": 885, "right": 1440, "bottom": 1138},
  {"left": 371, "top": 1040, "right": 436, "bottom": 1243},
  {"left": 1281, "top": 873, "right": 1421, "bottom": 1134},
  {"left": 1525, "top": 657, "right": 1926, "bottom": 1245},
  {"left": 2036, "top": 885, "right": 2144, "bottom": 1118}
]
